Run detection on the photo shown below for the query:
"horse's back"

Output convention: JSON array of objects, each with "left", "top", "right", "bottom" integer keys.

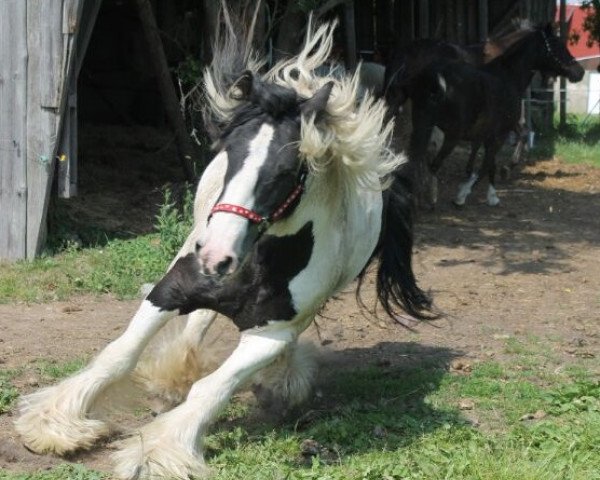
[{"left": 412, "top": 60, "right": 517, "bottom": 141}]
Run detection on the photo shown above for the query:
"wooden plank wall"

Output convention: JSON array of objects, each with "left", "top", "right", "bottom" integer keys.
[
  {"left": 0, "top": 1, "right": 28, "bottom": 260},
  {"left": 0, "top": 0, "right": 85, "bottom": 260},
  {"left": 26, "top": 0, "right": 66, "bottom": 258},
  {"left": 367, "top": 0, "right": 554, "bottom": 61}
]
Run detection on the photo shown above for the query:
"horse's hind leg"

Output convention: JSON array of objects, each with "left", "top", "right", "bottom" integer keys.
[
  {"left": 113, "top": 322, "right": 302, "bottom": 480},
  {"left": 481, "top": 140, "right": 503, "bottom": 206},
  {"left": 454, "top": 141, "right": 482, "bottom": 206},
  {"left": 134, "top": 309, "right": 218, "bottom": 412},
  {"left": 252, "top": 339, "right": 319, "bottom": 413},
  {"left": 15, "top": 299, "right": 177, "bottom": 455}
]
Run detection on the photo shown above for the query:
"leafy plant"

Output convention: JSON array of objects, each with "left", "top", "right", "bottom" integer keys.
[
  {"left": 545, "top": 380, "right": 600, "bottom": 415},
  {"left": 0, "top": 376, "right": 18, "bottom": 414},
  {"left": 155, "top": 185, "right": 194, "bottom": 259}
]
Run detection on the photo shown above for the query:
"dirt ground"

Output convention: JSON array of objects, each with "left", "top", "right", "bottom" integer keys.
[{"left": 1, "top": 139, "right": 599, "bottom": 474}]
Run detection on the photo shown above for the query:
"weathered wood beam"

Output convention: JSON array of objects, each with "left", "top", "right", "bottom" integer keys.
[
  {"left": 26, "top": 0, "right": 65, "bottom": 257},
  {"left": 343, "top": 1, "right": 357, "bottom": 71},
  {"left": 135, "top": 0, "right": 196, "bottom": 182},
  {"left": 0, "top": 0, "right": 28, "bottom": 260},
  {"left": 478, "top": 0, "right": 488, "bottom": 41},
  {"left": 419, "top": 0, "right": 430, "bottom": 38},
  {"left": 559, "top": 0, "right": 567, "bottom": 128}
]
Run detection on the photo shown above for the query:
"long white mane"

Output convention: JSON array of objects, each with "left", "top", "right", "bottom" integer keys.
[{"left": 203, "top": 17, "right": 402, "bottom": 190}]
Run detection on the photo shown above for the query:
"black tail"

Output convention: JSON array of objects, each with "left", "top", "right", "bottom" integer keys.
[{"left": 375, "top": 165, "right": 434, "bottom": 320}]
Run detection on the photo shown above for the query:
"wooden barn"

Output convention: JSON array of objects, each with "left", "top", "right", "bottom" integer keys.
[
  {"left": 0, "top": 0, "right": 100, "bottom": 260},
  {"left": 0, "top": 0, "right": 559, "bottom": 261}
]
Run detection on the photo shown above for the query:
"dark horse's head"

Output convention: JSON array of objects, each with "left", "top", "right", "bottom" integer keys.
[
  {"left": 198, "top": 72, "right": 333, "bottom": 276},
  {"left": 535, "top": 23, "right": 584, "bottom": 83}
]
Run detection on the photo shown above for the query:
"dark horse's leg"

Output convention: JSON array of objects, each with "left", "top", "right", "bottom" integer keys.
[
  {"left": 453, "top": 141, "right": 481, "bottom": 207},
  {"left": 480, "top": 139, "right": 504, "bottom": 206},
  {"left": 428, "top": 134, "right": 459, "bottom": 206},
  {"left": 466, "top": 141, "right": 482, "bottom": 176},
  {"left": 454, "top": 138, "right": 503, "bottom": 206}
]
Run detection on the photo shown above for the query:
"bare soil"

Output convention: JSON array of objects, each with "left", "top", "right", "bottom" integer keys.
[{"left": 1, "top": 145, "right": 599, "bottom": 474}]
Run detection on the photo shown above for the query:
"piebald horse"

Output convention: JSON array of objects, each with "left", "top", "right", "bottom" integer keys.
[{"left": 15, "top": 18, "right": 432, "bottom": 480}]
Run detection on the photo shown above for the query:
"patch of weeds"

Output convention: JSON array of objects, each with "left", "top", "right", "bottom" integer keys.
[
  {"left": 0, "top": 463, "right": 105, "bottom": 479},
  {"left": 545, "top": 380, "right": 600, "bottom": 416},
  {"left": 0, "top": 369, "right": 19, "bottom": 414},
  {"left": 155, "top": 185, "right": 194, "bottom": 259},
  {"left": 35, "top": 358, "right": 85, "bottom": 380},
  {"left": 563, "top": 364, "right": 596, "bottom": 382},
  {"left": 504, "top": 337, "right": 530, "bottom": 355}
]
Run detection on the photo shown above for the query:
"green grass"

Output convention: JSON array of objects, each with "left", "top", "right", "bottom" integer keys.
[
  {"left": 204, "top": 365, "right": 599, "bottom": 480},
  {"left": 34, "top": 358, "right": 86, "bottom": 380},
  {"left": 1, "top": 361, "right": 598, "bottom": 479},
  {"left": 533, "top": 114, "right": 600, "bottom": 167},
  {"left": 0, "top": 464, "right": 106, "bottom": 480},
  {"left": 0, "top": 235, "right": 167, "bottom": 303},
  {"left": 0, "top": 187, "right": 193, "bottom": 304},
  {"left": 0, "top": 369, "right": 20, "bottom": 414}
]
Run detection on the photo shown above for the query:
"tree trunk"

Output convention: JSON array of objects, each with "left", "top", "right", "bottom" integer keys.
[{"left": 135, "top": 0, "right": 197, "bottom": 182}]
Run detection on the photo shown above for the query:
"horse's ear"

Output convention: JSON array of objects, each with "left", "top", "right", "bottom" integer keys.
[
  {"left": 300, "top": 81, "right": 334, "bottom": 119},
  {"left": 230, "top": 70, "right": 254, "bottom": 100}
]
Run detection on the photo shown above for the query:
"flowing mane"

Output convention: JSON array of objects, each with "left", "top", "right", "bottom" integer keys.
[{"left": 203, "top": 17, "right": 401, "bottom": 190}]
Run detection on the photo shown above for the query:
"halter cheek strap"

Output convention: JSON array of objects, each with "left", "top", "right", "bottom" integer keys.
[
  {"left": 541, "top": 29, "right": 577, "bottom": 68},
  {"left": 209, "top": 171, "right": 307, "bottom": 233}
]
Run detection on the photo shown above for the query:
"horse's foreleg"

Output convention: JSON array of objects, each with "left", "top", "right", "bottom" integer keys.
[
  {"left": 429, "top": 135, "right": 458, "bottom": 207},
  {"left": 466, "top": 141, "right": 482, "bottom": 176},
  {"left": 113, "top": 323, "right": 300, "bottom": 480},
  {"left": 134, "top": 309, "right": 218, "bottom": 411},
  {"left": 15, "top": 300, "right": 177, "bottom": 455},
  {"left": 15, "top": 252, "right": 212, "bottom": 455}
]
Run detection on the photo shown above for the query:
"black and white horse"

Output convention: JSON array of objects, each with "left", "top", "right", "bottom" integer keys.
[{"left": 15, "top": 17, "right": 432, "bottom": 480}]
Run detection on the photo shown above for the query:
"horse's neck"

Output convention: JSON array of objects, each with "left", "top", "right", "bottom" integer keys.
[
  {"left": 485, "top": 37, "right": 538, "bottom": 94},
  {"left": 462, "top": 43, "right": 485, "bottom": 63}
]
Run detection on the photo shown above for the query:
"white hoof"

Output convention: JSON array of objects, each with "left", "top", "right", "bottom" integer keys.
[
  {"left": 112, "top": 414, "right": 207, "bottom": 480},
  {"left": 15, "top": 384, "right": 109, "bottom": 455},
  {"left": 455, "top": 173, "right": 478, "bottom": 206},
  {"left": 486, "top": 185, "right": 501, "bottom": 206}
]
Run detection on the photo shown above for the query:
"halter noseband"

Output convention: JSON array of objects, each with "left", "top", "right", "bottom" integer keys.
[{"left": 209, "top": 169, "right": 308, "bottom": 233}]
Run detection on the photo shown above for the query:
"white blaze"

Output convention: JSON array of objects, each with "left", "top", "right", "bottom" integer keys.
[{"left": 200, "top": 123, "right": 275, "bottom": 274}]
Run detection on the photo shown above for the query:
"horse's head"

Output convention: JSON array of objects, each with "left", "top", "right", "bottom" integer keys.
[
  {"left": 197, "top": 72, "right": 333, "bottom": 277},
  {"left": 536, "top": 23, "right": 584, "bottom": 83}
]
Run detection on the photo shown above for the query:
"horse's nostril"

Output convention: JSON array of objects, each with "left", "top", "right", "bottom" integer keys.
[
  {"left": 195, "top": 241, "right": 202, "bottom": 254},
  {"left": 215, "top": 256, "right": 234, "bottom": 276}
]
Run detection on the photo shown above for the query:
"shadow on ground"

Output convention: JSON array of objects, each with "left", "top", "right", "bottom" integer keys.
[{"left": 207, "top": 341, "right": 463, "bottom": 463}]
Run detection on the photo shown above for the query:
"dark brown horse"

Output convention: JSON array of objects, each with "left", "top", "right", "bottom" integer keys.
[
  {"left": 383, "top": 28, "right": 529, "bottom": 121},
  {"left": 407, "top": 23, "right": 584, "bottom": 207}
]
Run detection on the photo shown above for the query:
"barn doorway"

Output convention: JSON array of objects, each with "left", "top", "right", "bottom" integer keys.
[{"left": 50, "top": 0, "right": 203, "bottom": 250}]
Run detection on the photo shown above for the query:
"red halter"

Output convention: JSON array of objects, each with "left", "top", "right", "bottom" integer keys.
[{"left": 209, "top": 171, "right": 307, "bottom": 233}]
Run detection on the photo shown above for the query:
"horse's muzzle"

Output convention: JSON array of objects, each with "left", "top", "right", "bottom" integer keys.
[{"left": 199, "top": 248, "right": 239, "bottom": 277}]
